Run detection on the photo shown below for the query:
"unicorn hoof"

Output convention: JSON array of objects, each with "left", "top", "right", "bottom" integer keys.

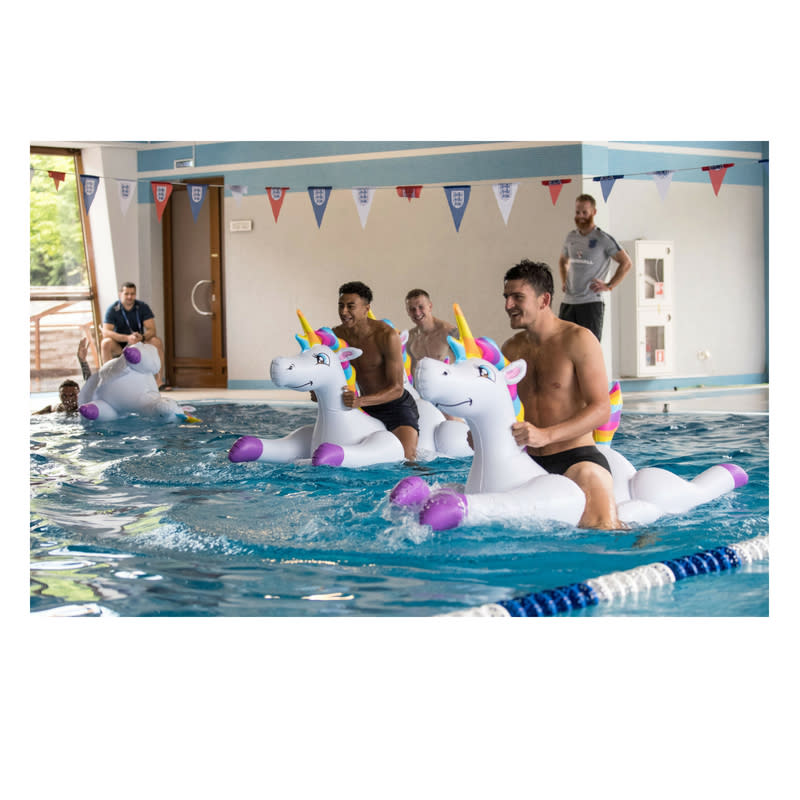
[
  {"left": 312, "top": 442, "right": 345, "bottom": 466},
  {"left": 229, "top": 436, "right": 263, "bottom": 463},
  {"left": 719, "top": 463, "right": 749, "bottom": 488},
  {"left": 420, "top": 490, "right": 468, "bottom": 531},
  {"left": 123, "top": 346, "right": 141, "bottom": 364},
  {"left": 79, "top": 404, "right": 99, "bottom": 420},
  {"left": 390, "top": 475, "right": 431, "bottom": 506}
]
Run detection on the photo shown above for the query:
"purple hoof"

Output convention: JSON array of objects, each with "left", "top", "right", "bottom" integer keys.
[
  {"left": 420, "top": 490, "right": 468, "bottom": 531},
  {"left": 719, "top": 463, "right": 749, "bottom": 489},
  {"left": 312, "top": 442, "right": 345, "bottom": 467},
  {"left": 229, "top": 436, "right": 264, "bottom": 463},
  {"left": 79, "top": 403, "right": 99, "bottom": 420},
  {"left": 123, "top": 346, "right": 141, "bottom": 364},
  {"left": 390, "top": 475, "right": 431, "bottom": 506}
]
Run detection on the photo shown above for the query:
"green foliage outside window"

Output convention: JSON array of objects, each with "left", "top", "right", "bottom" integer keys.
[{"left": 30, "top": 153, "right": 89, "bottom": 288}]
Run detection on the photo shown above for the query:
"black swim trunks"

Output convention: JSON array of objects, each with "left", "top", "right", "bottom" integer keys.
[
  {"left": 530, "top": 445, "right": 611, "bottom": 475},
  {"left": 363, "top": 389, "right": 420, "bottom": 432}
]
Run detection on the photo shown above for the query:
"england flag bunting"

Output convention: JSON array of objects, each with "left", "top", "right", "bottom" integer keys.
[
  {"left": 593, "top": 174, "right": 623, "bottom": 202},
  {"left": 266, "top": 187, "right": 289, "bottom": 222},
  {"left": 151, "top": 181, "right": 173, "bottom": 222},
  {"left": 79, "top": 175, "right": 100, "bottom": 213},
  {"left": 352, "top": 187, "right": 376, "bottom": 229},
  {"left": 542, "top": 178, "right": 571, "bottom": 205},
  {"left": 48, "top": 171, "right": 66, "bottom": 191},
  {"left": 492, "top": 182, "right": 518, "bottom": 225},
  {"left": 396, "top": 185, "right": 422, "bottom": 201},
  {"left": 308, "top": 186, "right": 332, "bottom": 227},
  {"left": 229, "top": 185, "right": 248, "bottom": 206},
  {"left": 652, "top": 170, "right": 674, "bottom": 201},
  {"left": 702, "top": 163, "right": 734, "bottom": 196},
  {"left": 444, "top": 185, "right": 471, "bottom": 232},
  {"left": 188, "top": 184, "right": 208, "bottom": 223},
  {"left": 116, "top": 180, "right": 136, "bottom": 216}
]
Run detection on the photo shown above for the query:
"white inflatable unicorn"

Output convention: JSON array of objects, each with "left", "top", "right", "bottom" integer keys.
[
  {"left": 228, "top": 310, "right": 471, "bottom": 467},
  {"left": 389, "top": 305, "right": 748, "bottom": 530},
  {"left": 78, "top": 342, "right": 199, "bottom": 423}
]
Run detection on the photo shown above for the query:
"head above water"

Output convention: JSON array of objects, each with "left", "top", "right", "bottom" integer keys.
[{"left": 58, "top": 378, "right": 80, "bottom": 411}]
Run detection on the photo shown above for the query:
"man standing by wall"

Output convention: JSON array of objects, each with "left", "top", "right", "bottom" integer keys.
[{"left": 558, "top": 194, "right": 632, "bottom": 341}]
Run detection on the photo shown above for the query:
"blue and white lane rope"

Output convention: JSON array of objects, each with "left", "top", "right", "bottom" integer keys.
[{"left": 443, "top": 535, "right": 769, "bottom": 617}]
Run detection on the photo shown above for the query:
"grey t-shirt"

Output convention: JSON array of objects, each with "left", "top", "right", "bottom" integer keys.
[{"left": 561, "top": 227, "right": 622, "bottom": 304}]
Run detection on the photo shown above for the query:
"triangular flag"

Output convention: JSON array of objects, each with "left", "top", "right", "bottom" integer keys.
[
  {"left": 266, "top": 187, "right": 289, "bottom": 222},
  {"left": 396, "top": 185, "right": 422, "bottom": 201},
  {"left": 79, "top": 174, "right": 101, "bottom": 213},
  {"left": 593, "top": 174, "right": 623, "bottom": 202},
  {"left": 352, "top": 186, "right": 376, "bottom": 229},
  {"left": 444, "top": 185, "right": 471, "bottom": 232},
  {"left": 48, "top": 171, "right": 66, "bottom": 191},
  {"left": 151, "top": 181, "right": 173, "bottom": 222},
  {"left": 187, "top": 183, "right": 208, "bottom": 222},
  {"left": 308, "top": 186, "right": 332, "bottom": 228},
  {"left": 758, "top": 158, "right": 769, "bottom": 175},
  {"left": 117, "top": 179, "right": 136, "bottom": 216},
  {"left": 702, "top": 163, "right": 734, "bottom": 196},
  {"left": 229, "top": 185, "right": 248, "bottom": 206},
  {"left": 492, "top": 182, "right": 518, "bottom": 225},
  {"left": 652, "top": 170, "right": 673, "bottom": 201},
  {"left": 542, "top": 178, "right": 571, "bottom": 205}
]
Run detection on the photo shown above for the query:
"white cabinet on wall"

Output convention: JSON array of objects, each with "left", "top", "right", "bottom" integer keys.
[{"left": 618, "top": 240, "right": 675, "bottom": 377}]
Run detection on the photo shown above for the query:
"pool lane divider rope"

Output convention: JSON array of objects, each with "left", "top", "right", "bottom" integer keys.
[{"left": 443, "top": 535, "right": 769, "bottom": 617}]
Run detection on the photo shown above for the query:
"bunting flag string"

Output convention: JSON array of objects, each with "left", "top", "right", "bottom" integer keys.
[{"left": 30, "top": 156, "right": 769, "bottom": 228}]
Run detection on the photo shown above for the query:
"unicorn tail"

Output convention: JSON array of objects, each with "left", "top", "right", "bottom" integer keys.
[{"left": 593, "top": 381, "right": 622, "bottom": 446}]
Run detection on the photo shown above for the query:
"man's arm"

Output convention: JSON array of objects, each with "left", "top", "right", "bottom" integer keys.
[
  {"left": 102, "top": 321, "right": 140, "bottom": 345},
  {"left": 558, "top": 253, "right": 569, "bottom": 292},
  {"left": 142, "top": 317, "right": 158, "bottom": 342},
  {"left": 590, "top": 249, "right": 632, "bottom": 293},
  {"left": 77, "top": 337, "right": 91, "bottom": 380},
  {"left": 342, "top": 329, "right": 405, "bottom": 408}
]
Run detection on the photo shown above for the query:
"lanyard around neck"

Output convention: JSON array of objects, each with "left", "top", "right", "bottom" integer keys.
[{"left": 120, "top": 304, "right": 142, "bottom": 334}]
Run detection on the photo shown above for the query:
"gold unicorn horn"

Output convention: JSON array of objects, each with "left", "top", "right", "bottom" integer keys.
[
  {"left": 296, "top": 309, "right": 322, "bottom": 346},
  {"left": 453, "top": 303, "right": 482, "bottom": 359}
]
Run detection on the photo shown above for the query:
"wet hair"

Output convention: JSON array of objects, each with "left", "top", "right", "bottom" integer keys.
[
  {"left": 338, "top": 281, "right": 373, "bottom": 303},
  {"left": 503, "top": 259, "right": 554, "bottom": 296},
  {"left": 58, "top": 379, "right": 80, "bottom": 392},
  {"left": 576, "top": 193, "right": 597, "bottom": 208},
  {"left": 405, "top": 288, "right": 431, "bottom": 302},
  {"left": 120, "top": 281, "right": 136, "bottom": 291}
]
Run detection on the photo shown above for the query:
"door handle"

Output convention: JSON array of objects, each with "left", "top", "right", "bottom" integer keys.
[{"left": 191, "top": 279, "right": 214, "bottom": 317}]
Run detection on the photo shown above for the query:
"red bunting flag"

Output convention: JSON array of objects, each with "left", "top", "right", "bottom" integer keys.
[
  {"left": 151, "top": 181, "right": 173, "bottom": 222},
  {"left": 542, "top": 178, "right": 571, "bottom": 205},
  {"left": 48, "top": 171, "right": 66, "bottom": 191},
  {"left": 266, "top": 187, "right": 289, "bottom": 222},
  {"left": 702, "top": 163, "right": 734, "bottom": 196},
  {"left": 396, "top": 185, "right": 422, "bottom": 201}
]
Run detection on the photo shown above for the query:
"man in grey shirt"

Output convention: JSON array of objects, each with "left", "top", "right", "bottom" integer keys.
[{"left": 558, "top": 193, "right": 632, "bottom": 341}]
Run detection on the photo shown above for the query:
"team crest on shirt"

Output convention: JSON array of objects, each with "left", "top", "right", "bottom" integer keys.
[{"left": 589, "top": 239, "right": 597, "bottom": 248}]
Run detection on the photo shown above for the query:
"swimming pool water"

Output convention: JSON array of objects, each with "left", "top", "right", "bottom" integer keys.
[{"left": 29, "top": 402, "right": 769, "bottom": 616}]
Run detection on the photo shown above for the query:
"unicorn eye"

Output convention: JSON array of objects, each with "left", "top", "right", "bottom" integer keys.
[
  {"left": 477, "top": 364, "right": 495, "bottom": 382},
  {"left": 314, "top": 352, "right": 330, "bottom": 366}
]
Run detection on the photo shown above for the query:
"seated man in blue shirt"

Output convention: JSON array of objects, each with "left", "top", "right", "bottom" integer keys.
[{"left": 101, "top": 281, "right": 169, "bottom": 390}]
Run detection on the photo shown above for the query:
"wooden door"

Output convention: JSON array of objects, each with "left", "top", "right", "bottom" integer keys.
[{"left": 162, "top": 179, "right": 227, "bottom": 387}]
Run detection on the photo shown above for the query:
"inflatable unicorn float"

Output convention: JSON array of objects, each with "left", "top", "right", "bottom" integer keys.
[
  {"left": 78, "top": 342, "right": 199, "bottom": 423},
  {"left": 228, "top": 310, "right": 472, "bottom": 467},
  {"left": 389, "top": 304, "right": 749, "bottom": 530}
]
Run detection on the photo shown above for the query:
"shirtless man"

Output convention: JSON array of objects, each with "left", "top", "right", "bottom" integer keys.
[
  {"left": 404, "top": 289, "right": 457, "bottom": 377},
  {"left": 333, "top": 281, "right": 419, "bottom": 461},
  {"left": 501, "top": 259, "right": 624, "bottom": 529}
]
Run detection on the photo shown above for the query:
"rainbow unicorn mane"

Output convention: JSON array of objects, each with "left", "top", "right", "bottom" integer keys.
[
  {"left": 295, "top": 310, "right": 358, "bottom": 394},
  {"left": 448, "top": 303, "right": 524, "bottom": 422},
  {"left": 593, "top": 381, "right": 622, "bottom": 445}
]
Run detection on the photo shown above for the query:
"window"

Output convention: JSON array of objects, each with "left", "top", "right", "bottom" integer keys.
[{"left": 30, "top": 146, "right": 101, "bottom": 391}]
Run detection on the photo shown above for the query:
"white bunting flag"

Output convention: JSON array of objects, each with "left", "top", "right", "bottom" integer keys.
[
  {"left": 229, "top": 185, "right": 248, "bottom": 206},
  {"left": 352, "top": 187, "right": 376, "bottom": 229},
  {"left": 492, "top": 182, "right": 518, "bottom": 225},
  {"left": 652, "top": 170, "right": 673, "bottom": 201},
  {"left": 117, "top": 179, "right": 136, "bottom": 216}
]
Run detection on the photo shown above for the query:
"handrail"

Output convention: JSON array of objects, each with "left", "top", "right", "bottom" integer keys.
[{"left": 30, "top": 298, "right": 99, "bottom": 374}]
